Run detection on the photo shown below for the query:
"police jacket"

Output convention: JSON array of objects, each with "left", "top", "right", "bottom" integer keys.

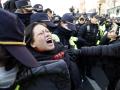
[
  {"left": 15, "top": 13, "right": 32, "bottom": 27},
  {"left": 76, "top": 23, "right": 84, "bottom": 31},
  {"left": 53, "top": 26, "right": 73, "bottom": 49},
  {"left": 77, "top": 23, "right": 100, "bottom": 46},
  {"left": 79, "top": 40, "right": 120, "bottom": 58}
]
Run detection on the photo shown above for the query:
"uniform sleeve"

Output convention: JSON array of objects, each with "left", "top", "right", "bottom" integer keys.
[
  {"left": 101, "top": 43, "right": 120, "bottom": 57},
  {"left": 80, "top": 43, "right": 120, "bottom": 57}
]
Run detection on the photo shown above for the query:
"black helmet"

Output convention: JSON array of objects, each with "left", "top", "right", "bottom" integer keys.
[{"left": 53, "top": 15, "right": 61, "bottom": 23}]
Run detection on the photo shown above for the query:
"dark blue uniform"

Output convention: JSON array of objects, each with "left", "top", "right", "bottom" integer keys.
[
  {"left": 53, "top": 26, "right": 73, "bottom": 49},
  {"left": 15, "top": 13, "right": 32, "bottom": 27},
  {"left": 77, "top": 23, "right": 100, "bottom": 47}
]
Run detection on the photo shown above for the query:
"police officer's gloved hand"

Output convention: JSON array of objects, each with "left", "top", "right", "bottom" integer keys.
[{"left": 66, "top": 48, "right": 81, "bottom": 62}]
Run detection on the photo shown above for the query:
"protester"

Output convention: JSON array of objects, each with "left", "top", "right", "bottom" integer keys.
[
  {"left": 25, "top": 22, "right": 82, "bottom": 90},
  {"left": 25, "top": 21, "right": 120, "bottom": 90}
]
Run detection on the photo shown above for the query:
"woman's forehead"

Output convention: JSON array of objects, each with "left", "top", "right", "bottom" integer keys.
[{"left": 33, "top": 24, "right": 49, "bottom": 32}]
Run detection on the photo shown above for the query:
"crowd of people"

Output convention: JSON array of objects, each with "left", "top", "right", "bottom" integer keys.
[{"left": 0, "top": 0, "right": 120, "bottom": 90}]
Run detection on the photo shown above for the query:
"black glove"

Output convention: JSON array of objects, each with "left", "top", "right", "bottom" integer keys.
[{"left": 66, "top": 48, "right": 81, "bottom": 62}]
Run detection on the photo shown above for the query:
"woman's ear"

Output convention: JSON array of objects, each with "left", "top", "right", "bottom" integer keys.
[{"left": 30, "top": 42, "right": 36, "bottom": 48}]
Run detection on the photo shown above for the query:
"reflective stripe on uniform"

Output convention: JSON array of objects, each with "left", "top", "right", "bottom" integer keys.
[
  {"left": 69, "top": 36, "right": 78, "bottom": 49},
  {"left": 52, "top": 34, "right": 60, "bottom": 42},
  {"left": 0, "top": 41, "right": 26, "bottom": 45}
]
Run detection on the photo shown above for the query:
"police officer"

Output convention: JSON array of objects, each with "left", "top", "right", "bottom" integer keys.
[
  {"left": 33, "top": 4, "right": 43, "bottom": 13},
  {"left": 53, "top": 13, "right": 76, "bottom": 49},
  {"left": 15, "top": 0, "right": 33, "bottom": 27},
  {"left": 77, "top": 14, "right": 100, "bottom": 47},
  {"left": 0, "top": 8, "right": 39, "bottom": 90},
  {"left": 3, "top": 0, "right": 17, "bottom": 12},
  {"left": 52, "top": 15, "right": 61, "bottom": 27}
]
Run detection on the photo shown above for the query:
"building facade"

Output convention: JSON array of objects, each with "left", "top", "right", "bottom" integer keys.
[{"left": 105, "top": 0, "right": 120, "bottom": 17}]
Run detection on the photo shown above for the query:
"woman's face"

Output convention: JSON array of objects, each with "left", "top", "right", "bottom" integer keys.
[{"left": 31, "top": 24, "right": 55, "bottom": 52}]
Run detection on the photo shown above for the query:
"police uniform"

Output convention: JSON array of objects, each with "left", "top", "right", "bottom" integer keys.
[
  {"left": 15, "top": 0, "right": 33, "bottom": 27},
  {"left": 77, "top": 23, "right": 100, "bottom": 47}
]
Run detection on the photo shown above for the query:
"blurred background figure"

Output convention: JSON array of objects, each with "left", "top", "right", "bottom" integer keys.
[
  {"left": 52, "top": 15, "right": 61, "bottom": 27},
  {"left": 3, "top": 0, "right": 17, "bottom": 12},
  {"left": 33, "top": 4, "right": 43, "bottom": 13},
  {"left": 15, "top": 0, "right": 33, "bottom": 27},
  {"left": 76, "top": 15, "right": 85, "bottom": 31},
  {"left": 44, "top": 8, "right": 53, "bottom": 21},
  {"left": 0, "top": 0, "right": 2, "bottom": 8}
]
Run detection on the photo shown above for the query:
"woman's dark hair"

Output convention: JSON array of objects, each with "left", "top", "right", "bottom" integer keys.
[{"left": 25, "top": 22, "right": 47, "bottom": 46}]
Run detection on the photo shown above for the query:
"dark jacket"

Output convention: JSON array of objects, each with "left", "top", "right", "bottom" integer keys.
[
  {"left": 79, "top": 40, "right": 120, "bottom": 78},
  {"left": 53, "top": 26, "right": 73, "bottom": 49},
  {"left": 77, "top": 23, "right": 100, "bottom": 47},
  {"left": 0, "top": 60, "right": 69, "bottom": 90},
  {"left": 72, "top": 40, "right": 120, "bottom": 90},
  {"left": 18, "top": 60, "right": 71, "bottom": 90},
  {"left": 15, "top": 13, "right": 32, "bottom": 27},
  {"left": 19, "top": 42, "right": 82, "bottom": 90},
  {"left": 76, "top": 23, "right": 84, "bottom": 31},
  {"left": 80, "top": 39, "right": 120, "bottom": 57},
  {"left": 99, "top": 38, "right": 120, "bottom": 90}
]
